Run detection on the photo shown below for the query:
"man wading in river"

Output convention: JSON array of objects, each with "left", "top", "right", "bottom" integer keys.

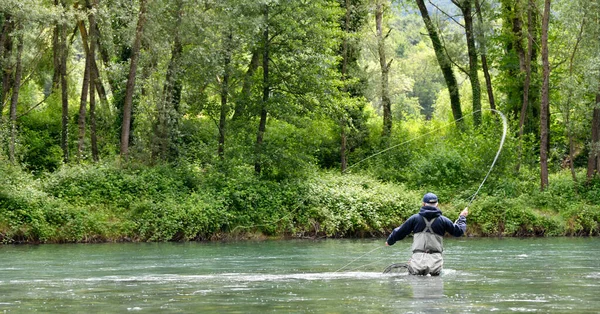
[{"left": 385, "top": 193, "right": 468, "bottom": 276}]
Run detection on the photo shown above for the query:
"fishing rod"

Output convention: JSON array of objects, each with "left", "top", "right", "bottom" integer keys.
[{"left": 335, "top": 109, "right": 508, "bottom": 274}]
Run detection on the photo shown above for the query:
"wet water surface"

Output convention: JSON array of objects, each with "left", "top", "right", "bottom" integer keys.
[{"left": 1, "top": 237, "right": 598, "bottom": 313}]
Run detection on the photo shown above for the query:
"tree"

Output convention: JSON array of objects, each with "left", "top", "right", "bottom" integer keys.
[
  {"left": 376, "top": 0, "right": 393, "bottom": 137},
  {"left": 452, "top": 0, "right": 481, "bottom": 125},
  {"left": 0, "top": 14, "right": 14, "bottom": 113},
  {"left": 152, "top": 0, "right": 184, "bottom": 161},
  {"left": 415, "top": 0, "right": 462, "bottom": 122},
  {"left": 339, "top": 0, "right": 368, "bottom": 172},
  {"left": 587, "top": 91, "right": 600, "bottom": 180},
  {"left": 218, "top": 31, "right": 233, "bottom": 160},
  {"left": 516, "top": 0, "right": 539, "bottom": 172},
  {"left": 255, "top": 3, "right": 269, "bottom": 175},
  {"left": 120, "top": 0, "right": 147, "bottom": 158},
  {"left": 77, "top": 19, "right": 91, "bottom": 162},
  {"left": 57, "top": 0, "right": 70, "bottom": 163},
  {"left": 474, "top": 0, "right": 495, "bottom": 111},
  {"left": 88, "top": 0, "right": 99, "bottom": 162},
  {"left": 586, "top": 1, "right": 600, "bottom": 181},
  {"left": 540, "top": 0, "right": 550, "bottom": 189},
  {"left": 9, "top": 23, "right": 23, "bottom": 163}
]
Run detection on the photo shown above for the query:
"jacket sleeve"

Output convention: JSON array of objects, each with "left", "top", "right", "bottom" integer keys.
[
  {"left": 386, "top": 215, "right": 417, "bottom": 245},
  {"left": 445, "top": 215, "right": 466, "bottom": 237}
]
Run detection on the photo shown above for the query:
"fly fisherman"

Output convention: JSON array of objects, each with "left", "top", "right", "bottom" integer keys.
[{"left": 385, "top": 193, "right": 468, "bottom": 276}]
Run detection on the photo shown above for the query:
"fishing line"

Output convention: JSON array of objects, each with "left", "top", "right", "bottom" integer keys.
[
  {"left": 343, "top": 109, "right": 508, "bottom": 205},
  {"left": 343, "top": 113, "right": 473, "bottom": 173},
  {"left": 345, "top": 257, "right": 390, "bottom": 272},
  {"left": 467, "top": 109, "right": 507, "bottom": 206},
  {"left": 333, "top": 110, "right": 507, "bottom": 274},
  {"left": 334, "top": 246, "right": 383, "bottom": 273}
]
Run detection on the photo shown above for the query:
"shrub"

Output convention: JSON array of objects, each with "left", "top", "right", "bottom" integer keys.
[{"left": 297, "top": 172, "right": 419, "bottom": 237}]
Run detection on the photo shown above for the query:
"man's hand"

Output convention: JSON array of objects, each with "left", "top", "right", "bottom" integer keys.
[{"left": 460, "top": 207, "right": 469, "bottom": 217}]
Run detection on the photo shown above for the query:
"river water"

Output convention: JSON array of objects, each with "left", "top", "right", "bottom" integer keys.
[{"left": 1, "top": 237, "right": 598, "bottom": 313}]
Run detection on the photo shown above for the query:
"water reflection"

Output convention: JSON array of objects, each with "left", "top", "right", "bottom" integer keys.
[{"left": 407, "top": 275, "right": 444, "bottom": 299}]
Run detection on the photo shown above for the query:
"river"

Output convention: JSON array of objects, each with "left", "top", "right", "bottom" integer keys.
[{"left": 1, "top": 237, "right": 598, "bottom": 313}]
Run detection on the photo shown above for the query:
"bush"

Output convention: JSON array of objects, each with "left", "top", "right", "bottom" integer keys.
[
  {"left": 297, "top": 172, "right": 419, "bottom": 237},
  {"left": 1, "top": 156, "right": 599, "bottom": 243}
]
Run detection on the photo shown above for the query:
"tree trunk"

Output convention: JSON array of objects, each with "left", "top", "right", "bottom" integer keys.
[
  {"left": 89, "top": 0, "right": 99, "bottom": 162},
  {"left": 455, "top": 0, "right": 481, "bottom": 125},
  {"left": 564, "top": 17, "right": 585, "bottom": 182},
  {"left": 8, "top": 28, "right": 23, "bottom": 164},
  {"left": 77, "top": 13, "right": 108, "bottom": 110},
  {"left": 218, "top": 32, "right": 232, "bottom": 159},
  {"left": 77, "top": 20, "right": 91, "bottom": 162},
  {"left": 1, "top": 15, "right": 14, "bottom": 114},
  {"left": 120, "top": 0, "right": 147, "bottom": 158},
  {"left": 516, "top": 0, "right": 536, "bottom": 172},
  {"left": 474, "top": 0, "right": 495, "bottom": 111},
  {"left": 587, "top": 91, "right": 600, "bottom": 181},
  {"left": 255, "top": 4, "right": 269, "bottom": 175},
  {"left": 60, "top": 16, "right": 70, "bottom": 163},
  {"left": 539, "top": 0, "right": 550, "bottom": 190},
  {"left": 376, "top": 1, "right": 392, "bottom": 137},
  {"left": 415, "top": 0, "right": 462, "bottom": 123}
]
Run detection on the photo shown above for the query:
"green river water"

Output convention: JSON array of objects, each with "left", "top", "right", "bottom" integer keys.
[{"left": 1, "top": 237, "right": 599, "bottom": 313}]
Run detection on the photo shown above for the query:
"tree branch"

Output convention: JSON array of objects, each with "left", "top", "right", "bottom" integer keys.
[
  {"left": 17, "top": 93, "right": 52, "bottom": 119},
  {"left": 429, "top": 0, "right": 464, "bottom": 28}
]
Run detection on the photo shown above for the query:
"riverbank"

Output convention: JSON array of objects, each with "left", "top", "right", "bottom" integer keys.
[{"left": 1, "top": 162, "right": 599, "bottom": 244}]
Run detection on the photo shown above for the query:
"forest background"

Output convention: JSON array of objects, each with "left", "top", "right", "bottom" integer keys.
[{"left": 0, "top": 0, "right": 599, "bottom": 244}]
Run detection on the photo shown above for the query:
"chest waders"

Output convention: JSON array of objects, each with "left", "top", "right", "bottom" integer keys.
[{"left": 408, "top": 216, "right": 444, "bottom": 276}]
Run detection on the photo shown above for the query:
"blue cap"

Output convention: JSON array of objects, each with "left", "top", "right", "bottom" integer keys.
[{"left": 423, "top": 193, "right": 438, "bottom": 204}]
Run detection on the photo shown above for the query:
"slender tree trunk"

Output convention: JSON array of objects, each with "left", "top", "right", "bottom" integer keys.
[
  {"left": 415, "top": 0, "right": 462, "bottom": 122},
  {"left": 89, "top": 0, "right": 99, "bottom": 162},
  {"left": 88, "top": 19, "right": 110, "bottom": 107},
  {"left": 539, "top": 0, "right": 551, "bottom": 190},
  {"left": 218, "top": 32, "right": 232, "bottom": 159},
  {"left": 376, "top": 1, "right": 392, "bottom": 137},
  {"left": 8, "top": 28, "right": 23, "bottom": 164},
  {"left": 255, "top": 4, "right": 269, "bottom": 175},
  {"left": 77, "top": 13, "right": 108, "bottom": 110},
  {"left": 77, "top": 20, "right": 91, "bottom": 162},
  {"left": 474, "top": 0, "right": 495, "bottom": 111},
  {"left": 51, "top": 18, "right": 60, "bottom": 91},
  {"left": 120, "top": 0, "right": 147, "bottom": 158},
  {"left": 455, "top": 0, "right": 481, "bottom": 125},
  {"left": 564, "top": 17, "right": 585, "bottom": 182},
  {"left": 587, "top": 90, "right": 600, "bottom": 181},
  {"left": 1, "top": 15, "right": 14, "bottom": 114},
  {"left": 516, "top": 0, "right": 535, "bottom": 172},
  {"left": 59, "top": 16, "right": 70, "bottom": 163}
]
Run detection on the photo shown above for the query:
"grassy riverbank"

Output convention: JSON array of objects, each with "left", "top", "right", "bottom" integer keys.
[{"left": 1, "top": 161, "right": 598, "bottom": 244}]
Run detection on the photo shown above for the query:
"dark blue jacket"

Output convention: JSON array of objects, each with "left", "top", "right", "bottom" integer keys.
[{"left": 386, "top": 205, "right": 466, "bottom": 246}]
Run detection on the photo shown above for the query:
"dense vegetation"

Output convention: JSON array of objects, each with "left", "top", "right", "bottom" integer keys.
[{"left": 1, "top": 0, "right": 599, "bottom": 243}]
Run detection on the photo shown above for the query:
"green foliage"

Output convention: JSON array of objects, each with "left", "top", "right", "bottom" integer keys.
[
  {"left": 298, "top": 172, "right": 419, "bottom": 237},
  {"left": 0, "top": 163, "right": 125, "bottom": 243},
  {"left": 2, "top": 0, "right": 600, "bottom": 244}
]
